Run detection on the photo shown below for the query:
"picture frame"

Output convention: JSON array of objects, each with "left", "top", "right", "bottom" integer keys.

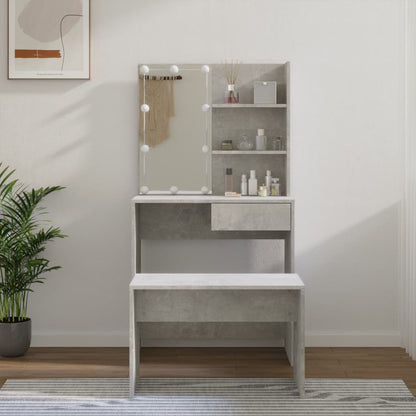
[{"left": 8, "top": 0, "right": 90, "bottom": 80}]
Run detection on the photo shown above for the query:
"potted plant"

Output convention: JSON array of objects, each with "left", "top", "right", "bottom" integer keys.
[{"left": 0, "top": 163, "right": 65, "bottom": 357}]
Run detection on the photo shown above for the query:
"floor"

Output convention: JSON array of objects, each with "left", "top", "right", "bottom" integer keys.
[{"left": 0, "top": 347, "right": 415, "bottom": 396}]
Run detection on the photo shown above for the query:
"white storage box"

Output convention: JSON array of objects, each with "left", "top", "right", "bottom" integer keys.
[{"left": 254, "top": 81, "right": 277, "bottom": 104}]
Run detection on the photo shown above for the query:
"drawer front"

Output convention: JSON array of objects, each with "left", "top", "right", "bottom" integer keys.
[{"left": 211, "top": 203, "right": 291, "bottom": 231}]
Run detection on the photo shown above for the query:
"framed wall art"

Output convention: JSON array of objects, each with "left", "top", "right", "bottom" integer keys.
[{"left": 8, "top": 0, "right": 90, "bottom": 80}]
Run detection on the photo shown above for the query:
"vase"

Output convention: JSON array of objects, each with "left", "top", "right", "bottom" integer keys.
[
  {"left": 0, "top": 319, "right": 31, "bottom": 357},
  {"left": 224, "top": 84, "right": 239, "bottom": 104}
]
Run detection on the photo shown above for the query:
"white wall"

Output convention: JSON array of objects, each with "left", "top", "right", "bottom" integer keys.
[{"left": 0, "top": 0, "right": 404, "bottom": 347}]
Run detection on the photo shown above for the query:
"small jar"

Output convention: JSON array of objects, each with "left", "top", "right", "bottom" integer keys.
[
  {"left": 258, "top": 184, "right": 269, "bottom": 197},
  {"left": 221, "top": 140, "right": 233, "bottom": 150},
  {"left": 271, "top": 137, "right": 282, "bottom": 151}
]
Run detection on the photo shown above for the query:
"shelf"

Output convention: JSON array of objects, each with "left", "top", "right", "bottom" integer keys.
[
  {"left": 212, "top": 104, "right": 287, "bottom": 108},
  {"left": 212, "top": 150, "right": 287, "bottom": 155}
]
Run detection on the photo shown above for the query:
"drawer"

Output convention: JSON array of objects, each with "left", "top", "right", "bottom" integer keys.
[{"left": 211, "top": 203, "right": 291, "bottom": 231}]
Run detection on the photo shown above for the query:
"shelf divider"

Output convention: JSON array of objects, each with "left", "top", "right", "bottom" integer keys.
[{"left": 212, "top": 103, "right": 287, "bottom": 109}]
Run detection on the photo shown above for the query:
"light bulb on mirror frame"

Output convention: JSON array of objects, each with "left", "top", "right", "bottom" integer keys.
[
  {"left": 140, "top": 144, "right": 150, "bottom": 153},
  {"left": 170, "top": 65, "right": 179, "bottom": 75},
  {"left": 201, "top": 186, "right": 209, "bottom": 194},
  {"left": 170, "top": 186, "right": 179, "bottom": 194},
  {"left": 141, "top": 104, "right": 150, "bottom": 113},
  {"left": 202, "top": 145, "right": 209, "bottom": 153},
  {"left": 201, "top": 65, "right": 210, "bottom": 73},
  {"left": 201, "top": 104, "right": 210, "bottom": 112},
  {"left": 140, "top": 186, "right": 149, "bottom": 194},
  {"left": 140, "top": 65, "right": 149, "bottom": 74}
]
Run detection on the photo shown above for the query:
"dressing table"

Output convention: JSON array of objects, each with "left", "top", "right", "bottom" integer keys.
[{"left": 129, "top": 63, "right": 304, "bottom": 397}]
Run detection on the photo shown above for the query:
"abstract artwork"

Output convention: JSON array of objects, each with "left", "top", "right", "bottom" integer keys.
[{"left": 8, "top": 0, "right": 90, "bottom": 79}]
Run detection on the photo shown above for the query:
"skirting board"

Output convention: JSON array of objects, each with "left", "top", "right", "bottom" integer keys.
[{"left": 31, "top": 330, "right": 401, "bottom": 348}]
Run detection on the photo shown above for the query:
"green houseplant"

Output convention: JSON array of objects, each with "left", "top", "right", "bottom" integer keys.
[{"left": 0, "top": 163, "right": 65, "bottom": 357}]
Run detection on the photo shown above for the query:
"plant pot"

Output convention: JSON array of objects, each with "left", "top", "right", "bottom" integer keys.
[{"left": 0, "top": 318, "right": 31, "bottom": 357}]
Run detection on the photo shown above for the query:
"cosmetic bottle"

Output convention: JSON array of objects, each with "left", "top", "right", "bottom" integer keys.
[
  {"left": 265, "top": 170, "right": 272, "bottom": 191},
  {"left": 271, "top": 178, "right": 280, "bottom": 196},
  {"left": 241, "top": 174, "right": 248, "bottom": 196},
  {"left": 256, "top": 129, "right": 267, "bottom": 151},
  {"left": 259, "top": 185, "right": 268, "bottom": 197},
  {"left": 271, "top": 137, "right": 282, "bottom": 151},
  {"left": 248, "top": 170, "right": 258, "bottom": 196},
  {"left": 225, "top": 168, "right": 233, "bottom": 194}
]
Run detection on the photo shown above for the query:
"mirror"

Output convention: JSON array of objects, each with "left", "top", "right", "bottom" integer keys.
[{"left": 138, "top": 64, "right": 211, "bottom": 194}]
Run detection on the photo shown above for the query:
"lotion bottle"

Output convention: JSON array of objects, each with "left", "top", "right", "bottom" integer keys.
[
  {"left": 248, "top": 170, "right": 258, "bottom": 196},
  {"left": 256, "top": 129, "right": 267, "bottom": 151},
  {"left": 241, "top": 174, "right": 248, "bottom": 196},
  {"left": 265, "top": 170, "right": 272, "bottom": 192}
]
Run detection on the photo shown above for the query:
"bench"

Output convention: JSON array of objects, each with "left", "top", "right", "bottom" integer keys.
[{"left": 129, "top": 273, "right": 305, "bottom": 398}]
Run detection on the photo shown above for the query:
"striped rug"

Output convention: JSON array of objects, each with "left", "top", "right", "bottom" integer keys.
[{"left": 0, "top": 378, "right": 415, "bottom": 415}]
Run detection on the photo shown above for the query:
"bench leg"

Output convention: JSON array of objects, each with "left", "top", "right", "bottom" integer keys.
[
  {"left": 284, "top": 322, "right": 294, "bottom": 367},
  {"left": 294, "top": 290, "right": 305, "bottom": 397},
  {"left": 130, "top": 291, "right": 141, "bottom": 398}
]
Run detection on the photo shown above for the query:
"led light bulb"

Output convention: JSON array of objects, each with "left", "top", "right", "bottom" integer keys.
[
  {"left": 140, "top": 186, "right": 149, "bottom": 194},
  {"left": 202, "top": 145, "right": 209, "bottom": 153},
  {"left": 201, "top": 65, "right": 210, "bottom": 73},
  {"left": 170, "top": 186, "right": 178, "bottom": 194},
  {"left": 140, "top": 144, "right": 150, "bottom": 153},
  {"left": 170, "top": 65, "right": 179, "bottom": 75},
  {"left": 141, "top": 104, "right": 150, "bottom": 113},
  {"left": 201, "top": 186, "right": 209, "bottom": 194},
  {"left": 201, "top": 104, "right": 210, "bottom": 112},
  {"left": 140, "top": 65, "right": 149, "bottom": 74}
]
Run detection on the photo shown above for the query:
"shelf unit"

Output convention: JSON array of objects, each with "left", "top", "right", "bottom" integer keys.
[
  {"left": 212, "top": 150, "right": 287, "bottom": 155},
  {"left": 211, "top": 63, "right": 290, "bottom": 196}
]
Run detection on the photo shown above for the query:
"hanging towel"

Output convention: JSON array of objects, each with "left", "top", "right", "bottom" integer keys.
[{"left": 139, "top": 78, "right": 175, "bottom": 147}]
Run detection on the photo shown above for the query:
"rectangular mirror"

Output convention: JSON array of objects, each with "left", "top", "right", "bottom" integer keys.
[{"left": 138, "top": 64, "right": 212, "bottom": 194}]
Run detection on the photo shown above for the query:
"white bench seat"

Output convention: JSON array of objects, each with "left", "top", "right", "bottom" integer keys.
[{"left": 129, "top": 273, "right": 305, "bottom": 397}]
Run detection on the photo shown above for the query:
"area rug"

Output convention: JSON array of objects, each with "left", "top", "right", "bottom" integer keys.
[{"left": 0, "top": 378, "right": 415, "bottom": 415}]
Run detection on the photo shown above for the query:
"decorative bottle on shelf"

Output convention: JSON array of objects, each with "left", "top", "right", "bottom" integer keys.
[
  {"left": 271, "top": 178, "right": 280, "bottom": 196},
  {"left": 248, "top": 170, "right": 258, "bottom": 196},
  {"left": 225, "top": 168, "right": 233, "bottom": 194},
  {"left": 237, "top": 135, "right": 254, "bottom": 151},
  {"left": 265, "top": 170, "right": 272, "bottom": 192},
  {"left": 241, "top": 174, "right": 248, "bottom": 196},
  {"left": 256, "top": 129, "right": 267, "bottom": 151},
  {"left": 225, "top": 84, "right": 239, "bottom": 104},
  {"left": 271, "top": 137, "right": 282, "bottom": 151}
]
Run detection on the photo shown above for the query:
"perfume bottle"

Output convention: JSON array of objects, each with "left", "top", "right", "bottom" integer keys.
[
  {"left": 225, "top": 168, "right": 233, "bottom": 193},
  {"left": 237, "top": 135, "right": 254, "bottom": 151},
  {"left": 271, "top": 178, "right": 280, "bottom": 196}
]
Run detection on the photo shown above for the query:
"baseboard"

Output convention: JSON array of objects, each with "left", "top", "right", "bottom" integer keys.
[
  {"left": 31, "top": 332, "right": 128, "bottom": 347},
  {"left": 306, "top": 331, "right": 401, "bottom": 347},
  {"left": 32, "top": 330, "right": 401, "bottom": 348}
]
